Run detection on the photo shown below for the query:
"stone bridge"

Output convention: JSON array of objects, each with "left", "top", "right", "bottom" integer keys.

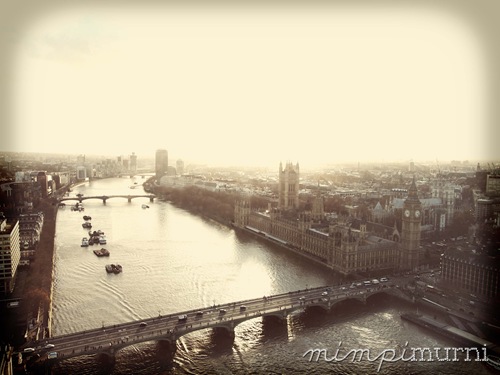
[{"left": 59, "top": 194, "right": 156, "bottom": 204}]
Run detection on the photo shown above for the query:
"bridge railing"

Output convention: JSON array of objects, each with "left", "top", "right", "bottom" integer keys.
[{"left": 43, "top": 280, "right": 404, "bottom": 343}]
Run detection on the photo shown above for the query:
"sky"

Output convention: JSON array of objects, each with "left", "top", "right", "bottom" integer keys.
[{"left": 1, "top": 0, "right": 499, "bottom": 168}]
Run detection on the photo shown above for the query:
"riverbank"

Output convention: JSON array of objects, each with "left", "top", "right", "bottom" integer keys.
[{"left": 0, "top": 200, "right": 59, "bottom": 349}]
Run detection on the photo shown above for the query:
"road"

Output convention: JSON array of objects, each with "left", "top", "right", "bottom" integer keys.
[{"left": 23, "top": 276, "right": 410, "bottom": 362}]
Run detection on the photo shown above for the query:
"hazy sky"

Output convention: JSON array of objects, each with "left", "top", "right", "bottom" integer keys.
[{"left": 1, "top": 1, "right": 499, "bottom": 168}]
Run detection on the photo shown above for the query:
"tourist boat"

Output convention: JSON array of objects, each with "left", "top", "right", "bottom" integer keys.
[
  {"left": 82, "top": 222, "right": 92, "bottom": 229},
  {"left": 99, "top": 235, "right": 107, "bottom": 245},
  {"left": 105, "top": 264, "right": 122, "bottom": 274},
  {"left": 81, "top": 237, "right": 89, "bottom": 247},
  {"left": 93, "top": 248, "right": 110, "bottom": 257}
]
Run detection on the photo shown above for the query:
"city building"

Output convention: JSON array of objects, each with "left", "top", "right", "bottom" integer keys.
[
  {"left": 0, "top": 217, "right": 20, "bottom": 294},
  {"left": 76, "top": 154, "right": 85, "bottom": 167},
  {"left": 278, "top": 162, "right": 299, "bottom": 210},
  {"left": 486, "top": 173, "right": 500, "bottom": 197},
  {"left": 400, "top": 178, "right": 422, "bottom": 270},
  {"left": 76, "top": 166, "right": 86, "bottom": 181},
  {"left": 155, "top": 149, "right": 169, "bottom": 182},
  {"left": 441, "top": 248, "right": 499, "bottom": 298},
  {"left": 130, "top": 152, "right": 138, "bottom": 174},
  {"left": 234, "top": 163, "right": 423, "bottom": 275},
  {"left": 18, "top": 212, "right": 44, "bottom": 258},
  {"left": 176, "top": 159, "right": 184, "bottom": 176}
]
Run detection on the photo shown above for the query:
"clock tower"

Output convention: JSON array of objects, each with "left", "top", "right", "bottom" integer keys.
[{"left": 400, "top": 177, "right": 422, "bottom": 270}]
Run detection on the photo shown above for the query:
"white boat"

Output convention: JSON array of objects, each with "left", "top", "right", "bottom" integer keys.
[{"left": 81, "top": 237, "right": 89, "bottom": 247}]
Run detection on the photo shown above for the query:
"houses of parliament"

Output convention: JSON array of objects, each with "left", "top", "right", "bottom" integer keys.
[{"left": 234, "top": 162, "right": 422, "bottom": 275}]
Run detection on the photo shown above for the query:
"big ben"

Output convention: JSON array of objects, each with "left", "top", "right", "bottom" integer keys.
[{"left": 400, "top": 177, "right": 422, "bottom": 270}]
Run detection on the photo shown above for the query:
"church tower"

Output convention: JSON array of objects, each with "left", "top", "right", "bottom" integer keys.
[
  {"left": 400, "top": 177, "right": 422, "bottom": 270},
  {"left": 278, "top": 161, "right": 300, "bottom": 210},
  {"left": 311, "top": 182, "right": 325, "bottom": 221},
  {"left": 234, "top": 200, "right": 251, "bottom": 228}
]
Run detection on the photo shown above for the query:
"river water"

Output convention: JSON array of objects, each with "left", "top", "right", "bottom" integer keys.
[{"left": 50, "top": 177, "right": 493, "bottom": 374}]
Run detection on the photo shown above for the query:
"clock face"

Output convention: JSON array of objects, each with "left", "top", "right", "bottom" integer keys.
[
  {"left": 415, "top": 210, "right": 421, "bottom": 218},
  {"left": 404, "top": 209, "right": 410, "bottom": 217}
]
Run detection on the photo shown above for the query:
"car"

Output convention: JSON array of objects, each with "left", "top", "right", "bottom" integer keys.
[
  {"left": 380, "top": 277, "right": 388, "bottom": 282},
  {"left": 47, "top": 352, "right": 58, "bottom": 359},
  {"left": 322, "top": 291, "right": 328, "bottom": 296},
  {"left": 299, "top": 296, "right": 305, "bottom": 301},
  {"left": 139, "top": 322, "right": 148, "bottom": 327},
  {"left": 240, "top": 306, "right": 247, "bottom": 311},
  {"left": 23, "top": 348, "right": 35, "bottom": 353},
  {"left": 178, "top": 314, "right": 188, "bottom": 322},
  {"left": 195, "top": 311, "right": 204, "bottom": 317},
  {"left": 219, "top": 309, "right": 227, "bottom": 314},
  {"left": 44, "top": 344, "right": 55, "bottom": 349}
]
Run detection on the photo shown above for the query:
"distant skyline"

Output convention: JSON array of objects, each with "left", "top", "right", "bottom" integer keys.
[{"left": 1, "top": 1, "right": 499, "bottom": 168}]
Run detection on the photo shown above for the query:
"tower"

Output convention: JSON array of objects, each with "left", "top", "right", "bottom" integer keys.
[
  {"left": 400, "top": 177, "right": 422, "bottom": 270},
  {"left": 155, "top": 149, "right": 168, "bottom": 183},
  {"left": 130, "top": 152, "right": 137, "bottom": 174},
  {"left": 176, "top": 159, "right": 184, "bottom": 176},
  {"left": 311, "top": 183, "right": 325, "bottom": 221},
  {"left": 278, "top": 161, "right": 300, "bottom": 210},
  {"left": 234, "top": 200, "right": 251, "bottom": 228},
  {"left": 0, "top": 218, "right": 20, "bottom": 294}
]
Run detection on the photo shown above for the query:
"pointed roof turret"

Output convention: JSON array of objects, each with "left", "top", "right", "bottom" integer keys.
[{"left": 405, "top": 176, "right": 420, "bottom": 204}]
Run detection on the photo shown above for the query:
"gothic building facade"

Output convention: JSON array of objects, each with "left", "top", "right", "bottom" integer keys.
[
  {"left": 234, "top": 163, "right": 423, "bottom": 275},
  {"left": 278, "top": 162, "right": 299, "bottom": 210}
]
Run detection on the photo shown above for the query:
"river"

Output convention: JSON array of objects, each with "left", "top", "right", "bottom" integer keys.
[{"left": 50, "top": 177, "right": 493, "bottom": 374}]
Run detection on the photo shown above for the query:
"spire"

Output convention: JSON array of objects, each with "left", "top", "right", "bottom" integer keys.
[{"left": 405, "top": 176, "right": 420, "bottom": 203}]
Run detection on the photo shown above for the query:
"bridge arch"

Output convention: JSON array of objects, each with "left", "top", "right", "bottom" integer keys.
[{"left": 59, "top": 194, "right": 156, "bottom": 205}]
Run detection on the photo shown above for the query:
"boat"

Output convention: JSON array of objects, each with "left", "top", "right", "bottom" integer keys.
[
  {"left": 83, "top": 215, "right": 92, "bottom": 221},
  {"left": 105, "top": 264, "right": 122, "bottom": 274},
  {"left": 142, "top": 204, "right": 149, "bottom": 209},
  {"left": 99, "top": 235, "right": 107, "bottom": 245},
  {"left": 81, "top": 237, "right": 89, "bottom": 247},
  {"left": 82, "top": 222, "right": 92, "bottom": 229},
  {"left": 93, "top": 248, "right": 110, "bottom": 257}
]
